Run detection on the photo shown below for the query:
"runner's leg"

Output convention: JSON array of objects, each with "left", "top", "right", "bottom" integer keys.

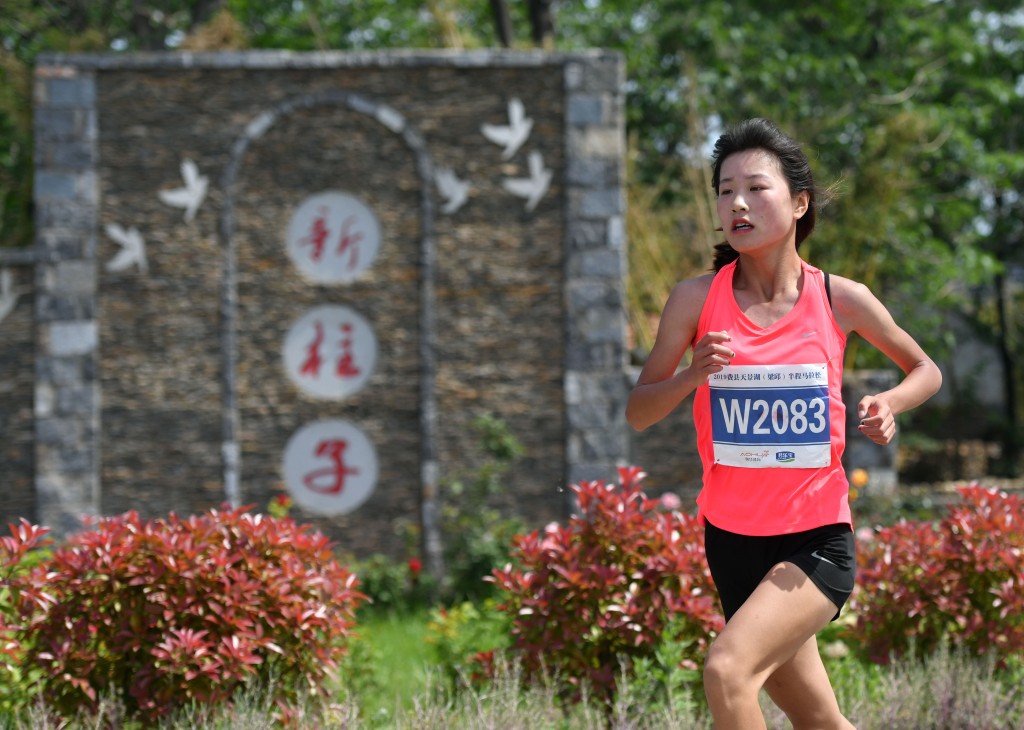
[
  {"left": 763, "top": 635, "right": 856, "bottom": 729},
  {"left": 702, "top": 561, "right": 846, "bottom": 730}
]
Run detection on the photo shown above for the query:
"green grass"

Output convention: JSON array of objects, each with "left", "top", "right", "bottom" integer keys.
[
  {"left": 342, "top": 609, "right": 1024, "bottom": 730},
  {"left": 345, "top": 608, "right": 435, "bottom": 726}
]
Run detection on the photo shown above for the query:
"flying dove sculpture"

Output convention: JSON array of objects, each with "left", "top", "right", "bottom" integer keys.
[
  {"left": 502, "top": 150, "right": 552, "bottom": 213},
  {"left": 481, "top": 98, "right": 534, "bottom": 160},
  {"left": 104, "top": 223, "right": 148, "bottom": 274},
  {"left": 158, "top": 158, "right": 208, "bottom": 222},
  {"left": 435, "top": 166, "right": 471, "bottom": 214}
]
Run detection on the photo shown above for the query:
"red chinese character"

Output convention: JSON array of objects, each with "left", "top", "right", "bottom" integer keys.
[
  {"left": 301, "top": 206, "right": 331, "bottom": 262},
  {"left": 336, "top": 215, "right": 364, "bottom": 271},
  {"left": 303, "top": 439, "right": 360, "bottom": 495},
  {"left": 300, "top": 321, "right": 325, "bottom": 378},
  {"left": 336, "top": 322, "right": 362, "bottom": 378}
]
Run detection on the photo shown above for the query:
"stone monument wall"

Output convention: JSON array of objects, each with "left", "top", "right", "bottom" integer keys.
[{"left": 20, "top": 50, "right": 628, "bottom": 559}]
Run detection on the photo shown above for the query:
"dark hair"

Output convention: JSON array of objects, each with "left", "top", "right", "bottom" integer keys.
[{"left": 710, "top": 118, "right": 819, "bottom": 272}]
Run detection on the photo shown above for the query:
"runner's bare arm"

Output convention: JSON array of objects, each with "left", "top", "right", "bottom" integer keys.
[
  {"left": 627, "top": 275, "right": 734, "bottom": 431},
  {"left": 830, "top": 276, "right": 942, "bottom": 445}
]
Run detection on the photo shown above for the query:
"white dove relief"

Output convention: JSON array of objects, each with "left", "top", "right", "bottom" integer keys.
[
  {"left": 158, "top": 158, "right": 208, "bottom": 222},
  {"left": 502, "top": 150, "right": 553, "bottom": 213},
  {"left": 435, "top": 167, "right": 471, "bottom": 214},
  {"left": 0, "top": 268, "right": 25, "bottom": 326},
  {"left": 104, "top": 223, "right": 148, "bottom": 274},
  {"left": 481, "top": 98, "right": 534, "bottom": 160}
]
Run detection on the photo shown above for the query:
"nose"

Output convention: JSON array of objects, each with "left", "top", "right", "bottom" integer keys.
[{"left": 732, "top": 194, "right": 748, "bottom": 212}]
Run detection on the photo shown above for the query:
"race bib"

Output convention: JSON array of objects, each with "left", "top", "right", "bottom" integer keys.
[{"left": 709, "top": 364, "right": 831, "bottom": 468}]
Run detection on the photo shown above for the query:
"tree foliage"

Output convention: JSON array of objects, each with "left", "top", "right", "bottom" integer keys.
[{"left": 555, "top": 0, "right": 1022, "bottom": 461}]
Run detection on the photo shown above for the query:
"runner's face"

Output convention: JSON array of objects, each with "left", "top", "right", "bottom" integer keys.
[{"left": 716, "top": 149, "right": 808, "bottom": 253}]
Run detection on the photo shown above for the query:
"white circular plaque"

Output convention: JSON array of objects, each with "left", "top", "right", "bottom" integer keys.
[
  {"left": 285, "top": 191, "right": 381, "bottom": 283},
  {"left": 282, "top": 419, "right": 378, "bottom": 515},
  {"left": 283, "top": 305, "right": 377, "bottom": 400}
]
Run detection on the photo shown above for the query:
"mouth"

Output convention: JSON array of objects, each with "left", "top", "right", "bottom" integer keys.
[{"left": 732, "top": 220, "right": 754, "bottom": 232}]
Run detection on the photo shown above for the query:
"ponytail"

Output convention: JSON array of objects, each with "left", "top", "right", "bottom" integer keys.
[{"left": 711, "top": 242, "right": 739, "bottom": 272}]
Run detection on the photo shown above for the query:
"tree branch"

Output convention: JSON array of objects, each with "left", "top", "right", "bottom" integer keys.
[{"left": 868, "top": 57, "right": 947, "bottom": 105}]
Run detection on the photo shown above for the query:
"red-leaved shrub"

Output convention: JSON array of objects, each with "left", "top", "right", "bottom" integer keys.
[
  {"left": 850, "top": 484, "right": 1024, "bottom": 663},
  {"left": 0, "top": 520, "right": 53, "bottom": 655},
  {"left": 489, "top": 466, "right": 723, "bottom": 705},
  {"left": 1, "top": 521, "right": 53, "bottom": 713},
  {"left": 16, "top": 507, "right": 365, "bottom": 721}
]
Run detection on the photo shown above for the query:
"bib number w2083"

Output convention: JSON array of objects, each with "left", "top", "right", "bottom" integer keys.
[
  {"left": 718, "top": 396, "right": 827, "bottom": 436},
  {"left": 709, "top": 364, "right": 832, "bottom": 469}
]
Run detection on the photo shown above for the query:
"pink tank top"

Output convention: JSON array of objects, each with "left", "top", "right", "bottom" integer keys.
[{"left": 693, "top": 259, "right": 851, "bottom": 535}]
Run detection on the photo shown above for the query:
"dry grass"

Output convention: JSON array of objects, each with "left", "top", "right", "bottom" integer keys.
[{"left": 5, "top": 644, "right": 1022, "bottom": 729}]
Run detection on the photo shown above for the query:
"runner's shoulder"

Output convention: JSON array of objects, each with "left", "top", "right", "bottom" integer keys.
[{"left": 667, "top": 273, "right": 715, "bottom": 312}]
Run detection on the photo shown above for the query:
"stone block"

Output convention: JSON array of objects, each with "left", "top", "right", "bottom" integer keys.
[
  {"left": 35, "top": 417, "right": 81, "bottom": 446},
  {"left": 568, "top": 280, "right": 621, "bottom": 310},
  {"left": 607, "top": 215, "right": 625, "bottom": 249},
  {"left": 56, "top": 384, "right": 96, "bottom": 416},
  {"left": 580, "top": 305, "right": 626, "bottom": 344},
  {"left": 54, "top": 260, "right": 96, "bottom": 295},
  {"left": 46, "top": 139, "right": 98, "bottom": 169},
  {"left": 40, "top": 76, "right": 96, "bottom": 108},
  {"left": 565, "top": 342, "right": 620, "bottom": 372},
  {"left": 35, "top": 293, "right": 95, "bottom": 321},
  {"left": 36, "top": 229, "right": 94, "bottom": 259},
  {"left": 34, "top": 172, "right": 77, "bottom": 200},
  {"left": 568, "top": 126, "right": 623, "bottom": 161},
  {"left": 35, "top": 384, "right": 54, "bottom": 418},
  {"left": 34, "top": 199, "right": 98, "bottom": 231},
  {"left": 46, "top": 321, "right": 97, "bottom": 356},
  {"left": 567, "top": 94, "right": 607, "bottom": 126},
  {"left": 567, "top": 219, "right": 606, "bottom": 249},
  {"left": 575, "top": 248, "right": 623, "bottom": 279},
  {"left": 566, "top": 157, "right": 617, "bottom": 187},
  {"left": 581, "top": 188, "right": 624, "bottom": 218}
]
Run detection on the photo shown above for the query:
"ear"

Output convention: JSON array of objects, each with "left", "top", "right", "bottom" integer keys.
[{"left": 792, "top": 190, "right": 810, "bottom": 220}]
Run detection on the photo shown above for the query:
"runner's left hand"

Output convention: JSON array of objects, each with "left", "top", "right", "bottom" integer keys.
[{"left": 857, "top": 396, "right": 895, "bottom": 445}]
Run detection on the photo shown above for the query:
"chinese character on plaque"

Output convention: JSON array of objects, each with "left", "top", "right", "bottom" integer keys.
[
  {"left": 282, "top": 304, "right": 377, "bottom": 400},
  {"left": 282, "top": 419, "right": 379, "bottom": 515},
  {"left": 285, "top": 191, "right": 381, "bottom": 284}
]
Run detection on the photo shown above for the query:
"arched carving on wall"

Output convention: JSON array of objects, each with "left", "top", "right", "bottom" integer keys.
[{"left": 220, "top": 91, "right": 442, "bottom": 573}]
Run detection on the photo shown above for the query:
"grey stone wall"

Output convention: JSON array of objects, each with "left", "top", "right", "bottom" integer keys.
[
  {"left": 32, "top": 64, "right": 100, "bottom": 536},
  {"left": 27, "top": 50, "right": 628, "bottom": 557},
  {"left": 0, "top": 253, "right": 37, "bottom": 528}
]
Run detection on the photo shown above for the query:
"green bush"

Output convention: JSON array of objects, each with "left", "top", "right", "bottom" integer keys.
[
  {"left": 424, "top": 598, "right": 511, "bottom": 686},
  {"left": 351, "top": 553, "right": 435, "bottom": 614},
  {"left": 440, "top": 415, "right": 526, "bottom": 604}
]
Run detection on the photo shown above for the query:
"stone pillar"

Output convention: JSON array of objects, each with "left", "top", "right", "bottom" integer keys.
[
  {"left": 563, "top": 55, "right": 629, "bottom": 507},
  {"left": 843, "top": 369, "right": 899, "bottom": 496},
  {"left": 33, "top": 65, "right": 100, "bottom": 535}
]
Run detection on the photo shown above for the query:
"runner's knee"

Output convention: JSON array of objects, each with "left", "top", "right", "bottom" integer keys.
[{"left": 703, "top": 640, "right": 755, "bottom": 698}]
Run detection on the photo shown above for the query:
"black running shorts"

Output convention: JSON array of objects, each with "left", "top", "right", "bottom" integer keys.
[{"left": 704, "top": 519, "right": 856, "bottom": 622}]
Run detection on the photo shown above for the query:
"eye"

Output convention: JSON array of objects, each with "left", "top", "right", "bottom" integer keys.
[{"left": 717, "top": 188, "right": 732, "bottom": 197}]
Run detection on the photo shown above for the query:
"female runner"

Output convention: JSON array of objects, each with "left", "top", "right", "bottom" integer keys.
[{"left": 626, "top": 118, "right": 942, "bottom": 729}]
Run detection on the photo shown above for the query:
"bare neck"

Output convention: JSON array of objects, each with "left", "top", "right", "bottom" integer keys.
[{"left": 732, "top": 251, "right": 805, "bottom": 327}]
